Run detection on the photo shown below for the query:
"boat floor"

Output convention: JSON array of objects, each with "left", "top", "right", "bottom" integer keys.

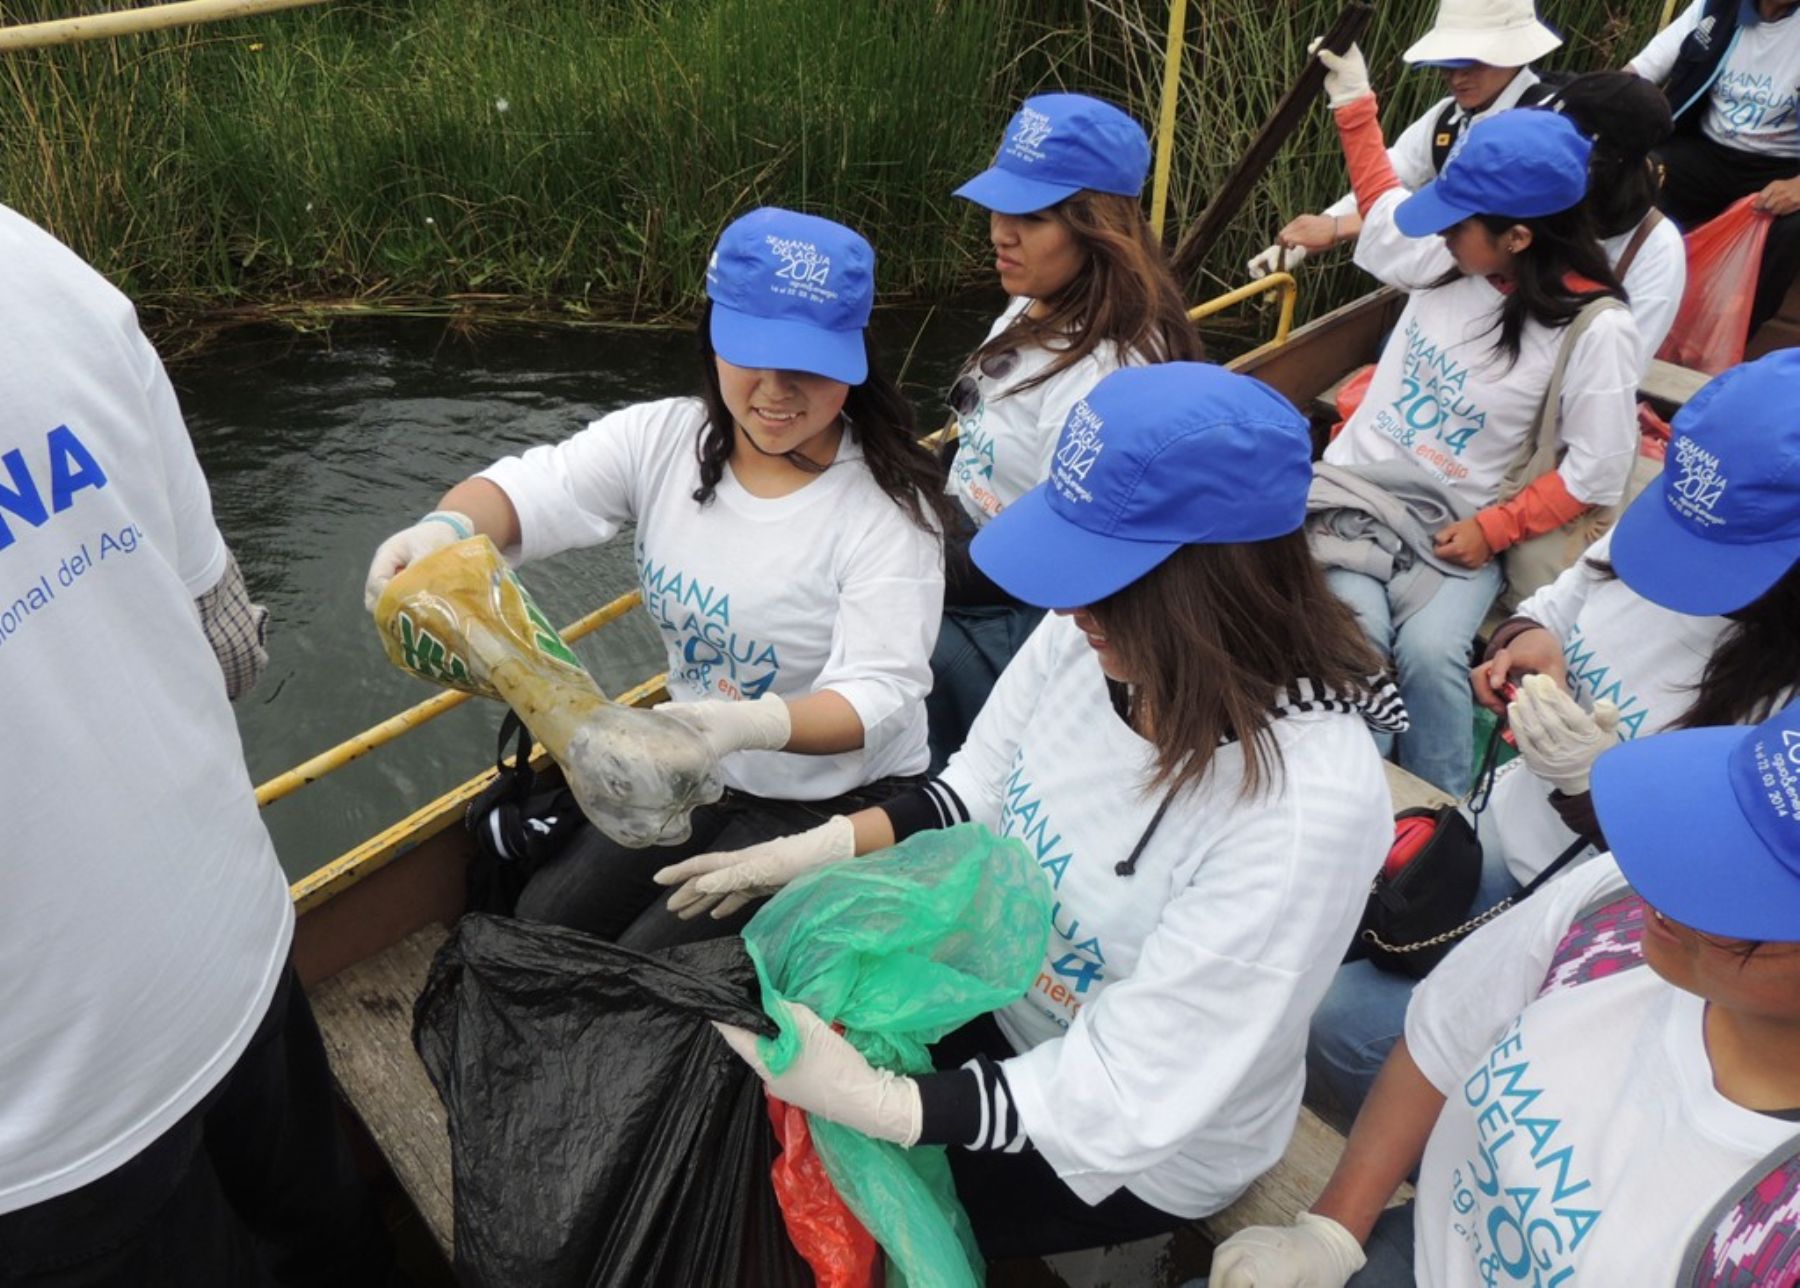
[{"left": 312, "top": 763, "right": 1448, "bottom": 1285}]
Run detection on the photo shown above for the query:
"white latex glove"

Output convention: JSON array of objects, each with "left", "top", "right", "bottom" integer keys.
[
  {"left": 1310, "top": 39, "right": 1373, "bottom": 110},
  {"left": 1248, "top": 241, "right": 1308, "bottom": 279},
  {"left": 363, "top": 510, "right": 473, "bottom": 612},
  {"left": 1210, "top": 1213, "right": 1367, "bottom": 1287},
  {"left": 654, "top": 692, "right": 792, "bottom": 759},
  {"left": 714, "top": 1000, "right": 922, "bottom": 1146},
  {"left": 654, "top": 815, "right": 856, "bottom": 920},
  {"left": 1508, "top": 672, "right": 1622, "bottom": 797}
]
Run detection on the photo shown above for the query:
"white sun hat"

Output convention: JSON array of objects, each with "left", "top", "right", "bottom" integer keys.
[{"left": 1402, "top": 0, "right": 1564, "bottom": 68}]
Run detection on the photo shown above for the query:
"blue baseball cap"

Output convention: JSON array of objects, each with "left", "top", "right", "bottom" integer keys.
[
  {"left": 954, "top": 93, "right": 1150, "bottom": 215},
  {"left": 1610, "top": 351, "right": 1800, "bottom": 615},
  {"left": 970, "top": 364, "right": 1313, "bottom": 609},
  {"left": 1594, "top": 698, "right": 1800, "bottom": 942},
  {"left": 1394, "top": 109, "right": 1592, "bottom": 236},
  {"left": 705, "top": 208, "right": 873, "bottom": 385}
]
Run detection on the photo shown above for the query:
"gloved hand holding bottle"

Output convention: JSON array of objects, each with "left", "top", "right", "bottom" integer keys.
[
  {"left": 1508, "top": 672, "right": 1622, "bottom": 796},
  {"left": 364, "top": 510, "right": 476, "bottom": 612}
]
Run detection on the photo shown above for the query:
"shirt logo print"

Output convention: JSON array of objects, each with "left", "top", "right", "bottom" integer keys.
[{"left": 1669, "top": 437, "right": 1728, "bottom": 527}]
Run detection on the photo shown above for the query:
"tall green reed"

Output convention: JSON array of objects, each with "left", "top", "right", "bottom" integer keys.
[
  {"left": 1073, "top": 0, "right": 1668, "bottom": 323},
  {"left": 0, "top": 0, "right": 1669, "bottom": 335}
]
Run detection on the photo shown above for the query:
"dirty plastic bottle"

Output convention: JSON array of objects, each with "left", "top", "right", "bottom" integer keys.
[{"left": 372, "top": 536, "right": 723, "bottom": 847}]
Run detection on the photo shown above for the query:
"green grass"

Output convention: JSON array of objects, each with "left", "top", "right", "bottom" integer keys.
[{"left": 0, "top": 0, "right": 1669, "bottom": 339}]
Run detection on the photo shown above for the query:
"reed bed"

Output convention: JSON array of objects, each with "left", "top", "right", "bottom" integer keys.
[
  {"left": 0, "top": 0, "right": 1667, "bottom": 337},
  {"left": 1070, "top": 0, "right": 1668, "bottom": 320}
]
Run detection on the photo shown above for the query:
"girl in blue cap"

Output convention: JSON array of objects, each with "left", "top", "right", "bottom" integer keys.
[
  {"left": 1309, "top": 349, "right": 1800, "bottom": 1125},
  {"left": 927, "top": 92, "right": 1203, "bottom": 767},
  {"left": 1308, "top": 43, "right": 1643, "bottom": 798},
  {"left": 1213, "top": 696, "right": 1800, "bottom": 1287},
  {"left": 362, "top": 207, "right": 955, "bottom": 950},
  {"left": 664, "top": 363, "right": 1406, "bottom": 1257}
]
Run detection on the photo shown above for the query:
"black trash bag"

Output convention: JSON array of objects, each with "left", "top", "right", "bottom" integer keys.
[{"left": 412, "top": 914, "right": 812, "bottom": 1288}]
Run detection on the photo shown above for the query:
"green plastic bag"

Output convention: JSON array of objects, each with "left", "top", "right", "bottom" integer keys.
[{"left": 741, "top": 823, "right": 1052, "bottom": 1287}]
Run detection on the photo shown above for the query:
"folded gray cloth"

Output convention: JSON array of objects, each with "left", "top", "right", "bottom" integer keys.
[{"left": 1306, "top": 460, "right": 1479, "bottom": 625}]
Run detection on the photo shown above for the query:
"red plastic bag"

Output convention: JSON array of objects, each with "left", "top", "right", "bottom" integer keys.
[
  {"left": 766, "top": 1093, "right": 879, "bottom": 1288},
  {"left": 1330, "top": 363, "right": 1377, "bottom": 441},
  {"left": 1657, "top": 195, "right": 1773, "bottom": 376}
]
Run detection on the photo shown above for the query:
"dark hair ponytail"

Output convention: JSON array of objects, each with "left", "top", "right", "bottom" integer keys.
[
  {"left": 1431, "top": 201, "right": 1625, "bottom": 370},
  {"left": 1673, "top": 562, "right": 1800, "bottom": 729},
  {"left": 691, "top": 300, "right": 957, "bottom": 535},
  {"left": 1584, "top": 150, "right": 1661, "bottom": 240}
]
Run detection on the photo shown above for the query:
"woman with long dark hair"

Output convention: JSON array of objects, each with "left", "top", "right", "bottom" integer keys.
[
  {"left": 1308, "top": 44, "right": 1642, "bottom": 798},
  {"left": 362, "top": 207, "right": 954, "bottom": 950},
  {"left": 660, "top": 364, "right": 1405, "bottom": 1258},
  {"left": 1309, "top": 351, "right": 1800, "bottom": 1124},
  {"left": 929, "top": 93, "right": 1203, "bottom": 765}
]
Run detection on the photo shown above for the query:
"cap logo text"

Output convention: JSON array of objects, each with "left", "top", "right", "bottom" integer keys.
[
  {"left": 1006, "top": 108, "right": 1055, "bottom": 163},
  {"left": 764, "top": 235, "right": 836, "bottom": 303},
  {"left": 1668, "top": 436, "right": 1728, "bottom": 528},
  {"left": 1749, "top": 727, "right": 1800, "bottom": 827},
  {"left": 1050, "top": 401, "right": 1104, "bottom": 505}
]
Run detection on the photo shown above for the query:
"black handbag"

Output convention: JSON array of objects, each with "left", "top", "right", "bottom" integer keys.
[
  {"left": 1358, "top": 724, "right": 1587, "bottom": 978},
  {"left": 1357, "top": 805, "right": 1485, "bottom": 978}
]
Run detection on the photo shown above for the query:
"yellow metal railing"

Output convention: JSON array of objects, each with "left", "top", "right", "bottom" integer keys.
[
  {"left": 256, "top": 587, "right": 646, "bottom": 809},
  {"left": 1148, "top": 0, "right": 1191, "bottom": 242},
  {"left": 1187, "top": 271, "right": 1299, "bottom": 347}
]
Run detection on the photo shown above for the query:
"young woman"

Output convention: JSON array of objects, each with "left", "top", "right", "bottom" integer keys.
[
  {"left": 1311, "top": 44, "right": 1642, "bottom": 797},
  {"left": 1249, "top": 0, "right": 1564, "bottom": 278},
  {"left": 362, "top": 207, "right": 954, "bottom": 950},
  {"left": 1309, "top": 349, "right": 1800, "bottom": 1122},
  {"left": 929, "top": 91, "right": 1203, "bottom": 766},
  {"left": 667, "top": 363, "right": 1405, "bottom": 1258},
  {"left": 1213, "top": 695, "right": 1800, "bottom": 1287}
]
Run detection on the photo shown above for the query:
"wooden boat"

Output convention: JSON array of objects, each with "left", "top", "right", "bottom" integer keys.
[{"left": 283, "top": 274, "right": 1781, "bottom": 1285}]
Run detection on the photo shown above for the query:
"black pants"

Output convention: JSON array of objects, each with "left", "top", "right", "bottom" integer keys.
[
  {"left": 929, "top": 1016, "right": 1189, "bottom": 1261},
  {"left": 0, "top": 967, "right": 391, "bottom": 1288},
  {"left": 1654, "top": 130, "right": 1800, "bottom": 333},
  {"left": 513, "top": 778, "right": 919, "bottom": 950}
]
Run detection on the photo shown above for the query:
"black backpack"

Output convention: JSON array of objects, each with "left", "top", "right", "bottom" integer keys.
[{"left": 463, "top": 710, "right": 585, "bottom": 915}]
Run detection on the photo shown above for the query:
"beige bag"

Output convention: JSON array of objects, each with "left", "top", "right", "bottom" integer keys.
[{"left": 1496, "top": 296, "right": 1663, "bottom": 612}]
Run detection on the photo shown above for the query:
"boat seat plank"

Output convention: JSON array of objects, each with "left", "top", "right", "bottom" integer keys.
[
  {"left": 1384, "top": 760, "right": 1455, "bottom": 813},
  {"left": 1638, "top": 358, "right": 1709, "bottom": 411},
  {"left": 311, "top": 924, "right": 454, "bottom": 1261}
]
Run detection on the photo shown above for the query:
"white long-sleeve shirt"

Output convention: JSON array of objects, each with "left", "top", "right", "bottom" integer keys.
[
  {"left": 934, "top": 614, "right": 1394, "bottom": 1216},
  {"left": 480, "top": 397, "right": 944, "bottom": 799}
]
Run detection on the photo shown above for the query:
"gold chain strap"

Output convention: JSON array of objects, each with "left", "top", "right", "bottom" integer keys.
[{"left": 1361, "top": 892, "right": 1518, "bottom": 956}]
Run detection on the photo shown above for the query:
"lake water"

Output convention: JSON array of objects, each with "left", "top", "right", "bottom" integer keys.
[{"left": 174, "top": 302, "right": 1000, "bottom": 878}]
